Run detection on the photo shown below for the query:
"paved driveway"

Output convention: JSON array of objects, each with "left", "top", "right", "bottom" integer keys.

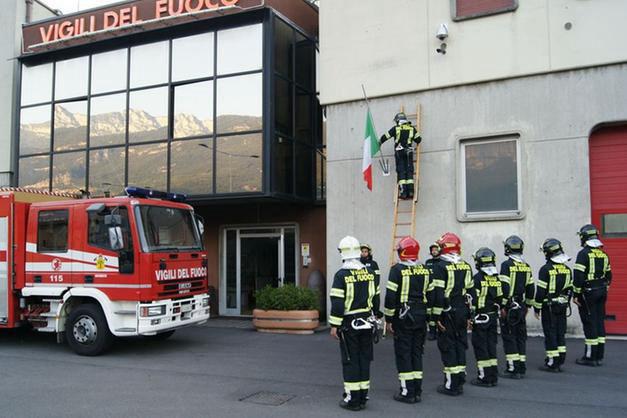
[{"left": 0, "top": 324, "right": 626, "bottom": 418}]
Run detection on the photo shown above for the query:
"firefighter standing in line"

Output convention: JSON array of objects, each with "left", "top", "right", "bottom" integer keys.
[
  {"left": 425, "top": 243, "right": 441, "bottom": 341},
  {"left": 379, "top": 112, "right": 422, "bottom": 200},
  {"left": 384, "top": 236, "right": 433, "bottom": 404},
  {"left": 468, "top": 247, "right": 508, "bottom": 387},
  {"left": 330, "top": 236, "right": 382, "bottom": 411},
  {"left": 573, "top": 224, "right": 612, "bottom": 366},
  {"left": 534, "top": 238, "right": 573, "bottom": 372},
  {"left": 499, "top": 235, "right": 535, "bottom": 378},
  {"left": 431, "top": 233, "right": 474, "bottom": 396},
  {"left": 360, "top": 244, "right": 381, "bottom": 283}
]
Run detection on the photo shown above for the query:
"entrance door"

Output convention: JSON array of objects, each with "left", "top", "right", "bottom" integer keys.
[
  {"left": 589, "top": 125, "right": 627, "bottom": 334},
  {"left": 221, "top": 226, "right": 297, "bottom": 316}
]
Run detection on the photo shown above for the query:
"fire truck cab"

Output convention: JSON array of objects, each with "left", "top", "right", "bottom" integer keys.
[{"left": 0, "top": 187, "right": 210, "bottom": 355}]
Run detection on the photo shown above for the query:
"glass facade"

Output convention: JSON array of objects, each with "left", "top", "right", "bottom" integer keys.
[{"left": 18, "top": 16, "right": 321, "bottom": 202}]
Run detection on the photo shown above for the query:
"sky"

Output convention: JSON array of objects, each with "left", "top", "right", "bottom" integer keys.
[{"left": 42, "top": 0, "right": 119, "bottom": 14}]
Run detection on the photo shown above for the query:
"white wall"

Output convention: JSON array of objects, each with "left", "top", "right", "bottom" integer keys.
[
  {"left": 325, "top": 64, "right": 627, "bottom": 334},
  {"left": 319, "top": 0, "right": 627, "bottom": 105}
]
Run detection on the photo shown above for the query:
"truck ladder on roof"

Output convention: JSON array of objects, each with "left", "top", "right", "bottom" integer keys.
[{"left": 389, "top": 104, "right": 422, "bottom": 266}]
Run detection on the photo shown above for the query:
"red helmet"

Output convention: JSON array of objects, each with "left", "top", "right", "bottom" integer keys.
[
  {"left": 398, "top": 236, "right": 420, "bottom": 261},
  {"left": 437, "top": 232, "right": 462, "bottom": 255}
]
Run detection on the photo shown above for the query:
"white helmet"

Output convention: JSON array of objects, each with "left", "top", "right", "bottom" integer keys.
[{"left": 338, "top": 236, "right": 361, "bottom": 260}]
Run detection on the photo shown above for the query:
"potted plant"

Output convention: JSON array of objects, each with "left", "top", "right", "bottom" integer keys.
[{"left": 252, "top": 284, "right": 320, "bottom": 334}]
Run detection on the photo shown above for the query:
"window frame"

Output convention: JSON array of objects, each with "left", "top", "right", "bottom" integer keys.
[
  {"left": 451, "top": 0, "right": 518, "bottom": 22},
  {"left": 457, "top": 132, "right": 524, "bottom": 222}
]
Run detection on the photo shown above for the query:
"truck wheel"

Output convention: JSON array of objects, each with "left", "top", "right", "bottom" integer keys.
[
  {"left": 144, "top": 330, "right": 176, "bottom": 341},
  {"left": 65, "top": 304, "right": 114, "bottom": 356}
]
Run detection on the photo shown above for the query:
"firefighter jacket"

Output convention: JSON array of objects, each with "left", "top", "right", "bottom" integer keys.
[
  {"left": 360, "top": 257, "right": 381, "bottom": 281},
  {"left": 380, "top": 122, "right": 422, "bottom": 151},
  {"left": 468, "top": 272, "right": 508, "bottom": 314},
  {"left": 573, "top": 246, "right": 612, "bottom": 295},
  {"left": 329, "top": 267, "right": 381, "bottom": 327},
  {"left": 499, "top": 258, "right": 535, "bottom": 308},
  {"left": 383, "top": 263, "right": 434, "bottom": 323},
  {"left": 425, "top": 257, "right": 440, "bottom": 273},
  {"left": 534, "top": 261, "right": 573, "bottom": 313},
  {"left": 431, "top": 258, "right": 474, "bottom": 319}
]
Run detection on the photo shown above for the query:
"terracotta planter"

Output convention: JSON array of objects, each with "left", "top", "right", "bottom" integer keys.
[{"left": 252, "top": 309, "right": 320, "bottom": 335}]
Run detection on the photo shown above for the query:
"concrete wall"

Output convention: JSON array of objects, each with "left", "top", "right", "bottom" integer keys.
[
  {"left": 0, "top": 1, "right": 57, "bottom": 186},
  {"left": 325, "top": 64, "right": 627, "bottom": 334},
  {"left": 319, "top": 0, "right": 627, "bottom": 105}
]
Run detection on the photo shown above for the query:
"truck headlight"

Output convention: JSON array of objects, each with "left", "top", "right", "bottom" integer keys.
[
  {"left": 140, "top": 305, "right": 166, "bottom": 317},
  {"left": 202, "top": 297, "right": 210, "bottom": 307}
]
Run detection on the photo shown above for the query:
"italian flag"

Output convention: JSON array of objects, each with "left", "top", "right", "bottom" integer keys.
[{"left": 362, "top": 109, "right": 380, "bottom": 190}]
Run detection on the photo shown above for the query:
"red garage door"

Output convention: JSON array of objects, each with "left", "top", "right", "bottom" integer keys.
[{"left": 590, "top": 125, "right": 627, "bottom": 334}]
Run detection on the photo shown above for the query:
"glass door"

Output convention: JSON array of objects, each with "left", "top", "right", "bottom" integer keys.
[{"left": 221, "top": 226, "right": 297, "bottom": 316}]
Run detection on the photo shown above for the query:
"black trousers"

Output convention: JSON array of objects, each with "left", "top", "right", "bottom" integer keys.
[
  {"left": 541, "top": 304, "right": 567, "bottom": 368},
  {"left": 437, "top": 306, "right": 469, "bottom": 391},
  {"left": 392, "top": 320, "right": 426, "bottom": 398},
  {"left": 339, "top": 326, "right": 373, "bottom": 406},
  {"left": 578, "top": 287, "right": 608, "bottom": 361},
  {"left": 472, "top": 314, "right": 498, "bottom": 384},
  {"left": 500, "top": 307, "right": 528, "bottom": 373},
  {"left": 394, "top": 149, "right": 414, "bottom": 193}
]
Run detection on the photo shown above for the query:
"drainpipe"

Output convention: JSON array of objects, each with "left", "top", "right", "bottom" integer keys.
[{"left": 25, "top": 0, "right": 33, "bottom": 23}]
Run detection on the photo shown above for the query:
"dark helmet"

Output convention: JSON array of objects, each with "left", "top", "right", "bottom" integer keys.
[
  {"left": 473, "top": 247, "right": 496, "bottom": 270},
  {"left": 504, "top": 235, "right": 524, "bottom": 255},
  {"left": 541, "top": 238, "right": 564, "bottom": 259},
  {"left": 394, "top": 112, "right": 408, "bottom": 124},
  {"left": 577, "top": 224, "right": 599, "bottom": 246}
]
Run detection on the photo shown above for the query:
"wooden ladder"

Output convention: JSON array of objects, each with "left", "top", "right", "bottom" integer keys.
[{"left": 388, "top": 104, "right": 422, "bottom": 266}]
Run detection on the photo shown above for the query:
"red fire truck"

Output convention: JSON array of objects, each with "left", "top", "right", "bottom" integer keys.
[{"left": 0, "top": 187, "right": 210, "bottom": 355}]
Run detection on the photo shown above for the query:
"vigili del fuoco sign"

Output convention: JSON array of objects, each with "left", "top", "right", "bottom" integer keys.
[{"left": 22, "top": 0, "right": 247, "bottom": 53}]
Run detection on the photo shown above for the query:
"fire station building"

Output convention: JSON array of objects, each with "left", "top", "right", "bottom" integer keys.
[
  {"left": 319, "top": 0, "right": 627, "bottom": 334},
  {"left": 16, "top": 0, "right": 324, "bottom": 317}
]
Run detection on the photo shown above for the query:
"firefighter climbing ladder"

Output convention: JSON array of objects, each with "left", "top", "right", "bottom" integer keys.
[{"left": 389, "top": 104, "right": 421, "bottom": 266}]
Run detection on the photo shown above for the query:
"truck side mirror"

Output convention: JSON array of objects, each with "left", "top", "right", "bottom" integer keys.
[
  {"left": 195, "top": 215, "right": 205, "bottom": 236},
  {"left": 108, "top": 226, "right": 124, "bottom": 250}
]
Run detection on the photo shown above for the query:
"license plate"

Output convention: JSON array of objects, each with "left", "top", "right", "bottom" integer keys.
[{"left": 181, "top": 304, "right": 192, "bottom": 313}]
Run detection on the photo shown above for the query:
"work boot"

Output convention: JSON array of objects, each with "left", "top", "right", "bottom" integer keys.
[
  {"left": 339, "top": 391, "right": 361, "bottom": 411},
  {"left": 597, "top": 343, "right": 605, "bottom": 366},
  {"left": 538, "top": 364, "right": 559, "bottom": 373},
  {"left": 516, "top": 360, "right": 527, "bottom": 377},
  {"left": 359, "top": 389, "right": 369, "bottom": 410},
  {"left": 407, "top": 183, "right": 414, "bottom": 198},
  {"left": 339, "top": 400, "right": 361, "bottom": 411},
  {"left": 575, "top": 357, "right": 596, "bottom": 367},
  {"left": 427, "top": 325, "right": 437, "bottom": 341},
  {"left": 436, "top": 384, "right": 460, "bottom": 396},
  {"left": 501, "top": 368, "right": 521, "bottom": 379},
  {"left": 470, "top": 378, "right": 492, "bottom": 388},
  {"left": 393, "top": 393, "right": 417, "bottom": 404}
]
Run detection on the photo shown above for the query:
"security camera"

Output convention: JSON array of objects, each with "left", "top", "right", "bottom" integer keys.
[{"left": 436, "top": 23, "right": 449, "bottom": 41}]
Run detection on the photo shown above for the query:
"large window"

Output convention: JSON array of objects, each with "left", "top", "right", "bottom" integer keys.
[
  {"left": 18, "top": 22, "right": 266, "bottom": 197},
  {"left": 271, "top": 17, "right": 319, "bottom": 200},
  {"left": 18, "top": 18, "right": 319, "bottom": 201},
  {"left": 460, "top": 135, "right": 521, "bottom": 220}
]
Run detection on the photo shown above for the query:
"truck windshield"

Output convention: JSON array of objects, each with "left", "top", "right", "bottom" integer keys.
[{"left": 136, "top": 205, "right": 202, "bottom": 252}]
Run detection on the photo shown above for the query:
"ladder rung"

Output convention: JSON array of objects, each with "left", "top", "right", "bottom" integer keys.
[
  {"left": 397, "top": 211, "right": 412, "bottom": 214},
  {"left": 396, "top": 222, "right": 411, "bottom": 226}
]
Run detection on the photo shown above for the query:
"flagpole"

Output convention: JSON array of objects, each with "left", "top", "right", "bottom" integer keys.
[{"left": 361, "top": 84, "right": 388, "bottom": 174}]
